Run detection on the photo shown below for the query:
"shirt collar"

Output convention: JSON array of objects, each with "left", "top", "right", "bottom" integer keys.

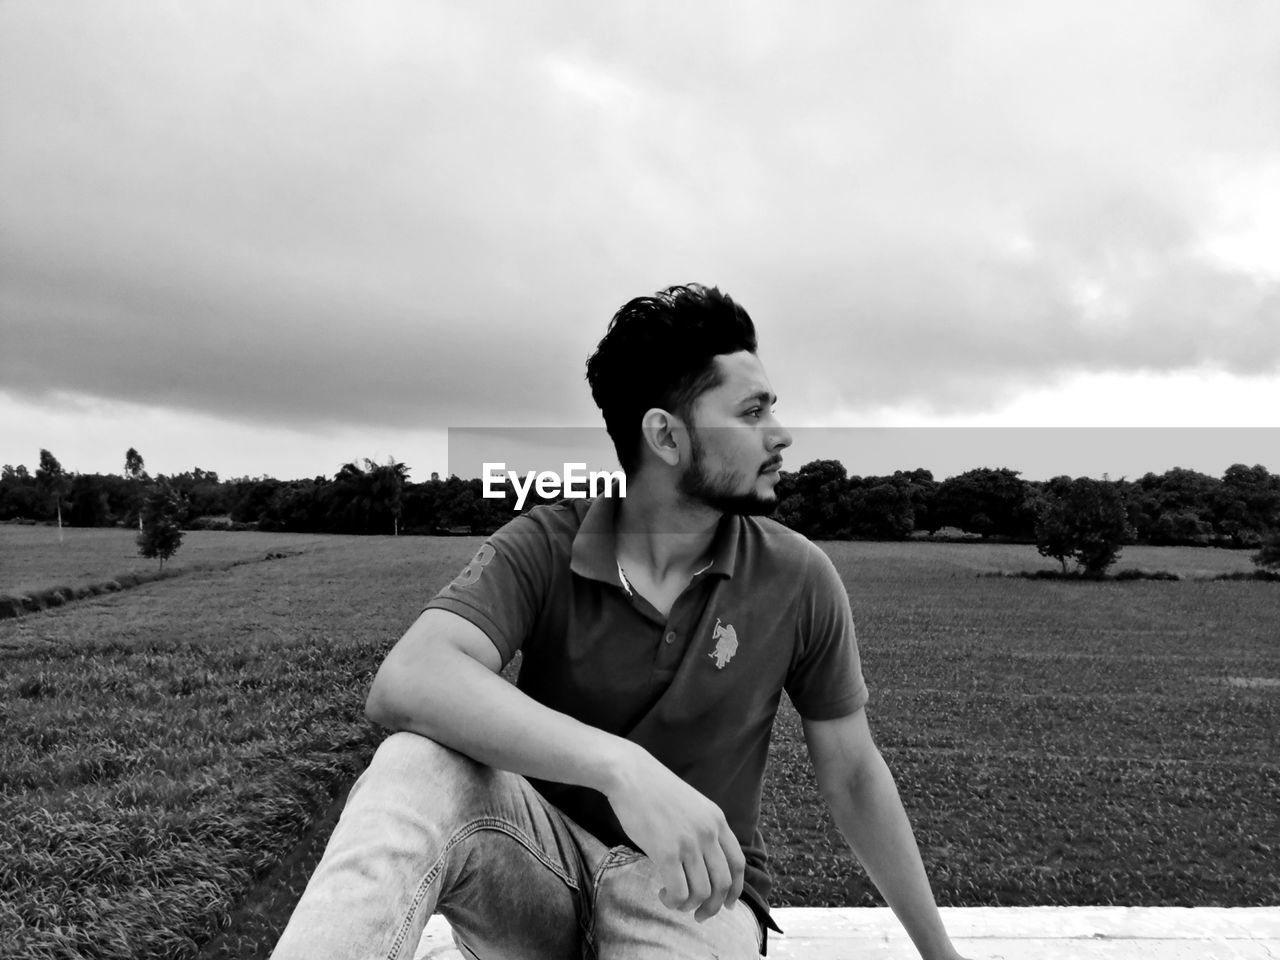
[{"left": 570, "top": 497, "right": 741, "bottom": 586}]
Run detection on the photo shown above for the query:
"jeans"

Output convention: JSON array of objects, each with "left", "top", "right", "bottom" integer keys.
[{"left": 270, "top": 732, "right": 764, "bottom": 960}]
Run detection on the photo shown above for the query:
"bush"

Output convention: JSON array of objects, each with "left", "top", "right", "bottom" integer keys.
[{"left": 1252, "top": 536, "right": 1280, "bottom": 573}]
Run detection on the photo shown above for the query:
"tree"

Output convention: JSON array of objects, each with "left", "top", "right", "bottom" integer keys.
[
  {"left": 367, "top": 458, "right": 409, "bottom": 535},
  {"left": 1035, "top": 478, "right": 1079, "bottom": 573},
  {"left": 935, "top": 467, "right": 1035, "bottom": 539},
  {"left": 125, "top": 447, "right": 146, "bottom": 531},
  {"left": 137, "top": 484, "right": 185, "bottom": 570},
  {"left": 35, "top": 449, "right": 68, "bottom": 540},
  {"left": 124, "top": 447, "right": 145, "bottom": 480},
  {"left": 1253, "top": 535, "right": 1280, "bottom": 574},
  {"left": 1213, "top": 464, "right": 1280, "bottom": 547},
  {"left": 1036, "top": 476, "right": 1135, "bottom": 576},
  {"left": 67, "top": 475, "right": 111, "bottom": 527},
  {"left": 775, "top": 459, "right": 853, "bottom": 538},
  {"left": 1130, "top": 467, "right": 1219, "bottom": 544},
  {"left": 848, "top": 479, "right": 915, "bottom": 540},
  {"left": 895, "top": 468, "right": 939, "bottom": 534},
  {"left": 0, "top": 463, "right": 42, "bottom": 521}
]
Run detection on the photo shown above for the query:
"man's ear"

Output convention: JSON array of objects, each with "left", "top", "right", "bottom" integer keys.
[{"left": 639, "top": 408, "right": 685, "bottom": 468}]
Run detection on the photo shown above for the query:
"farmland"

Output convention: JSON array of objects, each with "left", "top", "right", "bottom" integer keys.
[
  {"left": 0, "top": 525, "right": 355, "bottom": 601},
  {"left": 1, "top": 527, "right": 1277, "bottom": 959}
]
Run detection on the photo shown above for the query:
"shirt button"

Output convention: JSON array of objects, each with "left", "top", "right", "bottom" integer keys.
[{"left": 664, "top": 631, "right": 676, "bottom": 644}]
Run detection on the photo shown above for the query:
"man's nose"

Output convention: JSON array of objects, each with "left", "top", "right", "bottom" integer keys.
[{"left": 769, "top": 421, "right": 793, "bottom": 451}]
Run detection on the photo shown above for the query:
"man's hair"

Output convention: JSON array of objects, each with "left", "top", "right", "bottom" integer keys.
[{"left": 585, "top": 284, "right": 758, "bottom": 475}]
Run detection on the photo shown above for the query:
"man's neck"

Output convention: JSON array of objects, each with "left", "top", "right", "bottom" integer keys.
[{"left": 613, "top": 483, "right": 721, "bottom": 582}]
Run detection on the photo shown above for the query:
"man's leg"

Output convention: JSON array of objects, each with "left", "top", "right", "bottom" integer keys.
[
  {"left": 271, "top": 732, "right": 596, "bottom": 960},
  {"left": 587, "top": 850, "right": 763, "bottom": 959}
]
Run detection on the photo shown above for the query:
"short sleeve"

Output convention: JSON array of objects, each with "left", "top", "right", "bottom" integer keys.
[
  {"left": 423, "top": 514, "right": 551, "bottom": 667},
  {"left": 785, "top": 545, "right": 869, "bottom": 720}
]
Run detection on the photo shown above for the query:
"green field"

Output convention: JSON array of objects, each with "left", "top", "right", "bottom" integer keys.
[
  {"left": 1, "top": 529, "right": 1276, "bottom": 959},
  {"left": 0, "top": 525, "right": 354, "bottom": 599}
]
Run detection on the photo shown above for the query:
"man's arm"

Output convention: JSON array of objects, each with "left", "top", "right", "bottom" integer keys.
[
  {"left": 802, "top": 709, "right": 971, "bottom": 960},
  {"left": 365, "top": 608, "right": 746, "bottom": 921}
]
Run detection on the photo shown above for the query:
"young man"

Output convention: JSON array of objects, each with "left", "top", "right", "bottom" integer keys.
[{"left": 271, "top": 285, "right": 972, "bottom": 959}]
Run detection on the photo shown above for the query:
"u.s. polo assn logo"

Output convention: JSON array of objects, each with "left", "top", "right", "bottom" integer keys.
[{"left": 709, "top": 618, "right": 738, "bottom": 669}]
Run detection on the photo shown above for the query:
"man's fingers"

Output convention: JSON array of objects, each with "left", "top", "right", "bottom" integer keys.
[
  {"left": 678, "top": 854, "right": 712, "bottom": 913},
  {"left": 657, "top": 854, "right": 689, "bottom": 910},
  {"left": 720, "top": 821, "right": 746, "bottom": 906},
  {"left": 693, "top": 823, "right": 744, "bottom": 921},
  {"left": 694, "top": 845, "right": 733, "bottom": 922}
]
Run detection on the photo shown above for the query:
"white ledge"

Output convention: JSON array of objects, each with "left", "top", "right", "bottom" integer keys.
[{"left": 417, "top": 906, "right": 1280, "bottom": 958}]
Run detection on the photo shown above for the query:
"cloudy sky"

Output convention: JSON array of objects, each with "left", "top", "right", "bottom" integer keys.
[{"left": 2, "top": 1, "right": 1278, "bottom": 483}]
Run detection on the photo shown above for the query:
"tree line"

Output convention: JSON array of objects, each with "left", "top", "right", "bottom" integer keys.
[
  {"left": 771, "top": 462, "right": 1279, "bottom": 548},
  {"left": 3, "top": 450, "right": 1278, "bottom": 572}
]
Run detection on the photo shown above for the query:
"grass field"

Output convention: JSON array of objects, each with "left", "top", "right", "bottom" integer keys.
[
  {"left": 0, "top": 525, "right": 352, "bottom": 599},
  {"left": 1, "top": 529, "right": 1276, "bottom": 959}
]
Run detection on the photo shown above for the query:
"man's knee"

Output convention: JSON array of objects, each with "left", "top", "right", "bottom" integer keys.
[
  {"left": 352, "top": 731, "right": 499, "bottom": 811},
  {"left": 373, "top": 731, "right": 476, "bottom": 774}
]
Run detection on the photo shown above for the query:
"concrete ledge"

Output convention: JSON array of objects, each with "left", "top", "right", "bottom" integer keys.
[{"left": 416, "top": 906, "right": 1280, "bottom": 959}]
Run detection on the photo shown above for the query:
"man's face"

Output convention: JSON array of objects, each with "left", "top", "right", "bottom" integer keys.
[{"left": 676, "top": 351, "right": 792, "bottom": 515}]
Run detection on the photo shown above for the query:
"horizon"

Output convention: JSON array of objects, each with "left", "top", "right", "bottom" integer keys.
[{"left": 7, "top": 426, "right": 1277, "bottom": 487}]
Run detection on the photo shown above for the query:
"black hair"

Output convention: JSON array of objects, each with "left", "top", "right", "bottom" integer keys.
[{"left": 585, "top": 284, "right": 757, "bottom": 475}]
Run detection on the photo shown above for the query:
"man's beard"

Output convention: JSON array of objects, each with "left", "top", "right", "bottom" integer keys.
[{"left": 677, "top": 430, "right": 778, "bottom": 517}]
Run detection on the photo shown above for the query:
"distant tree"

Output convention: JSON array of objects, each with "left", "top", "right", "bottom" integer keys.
[
  {"left": 0, "top": 463, "right": 43, "bottom": 521},
  {"left": 895, "top": 468, "right": 939, "bottom": 534},
  {"left": 167, "top": 467, "right": 229, "bottom": 520},
  {"left": 368, "top": 458, "right": 409, "bottom": 535},
  {"left": 1253, "top": 535, "right": 1280, "bottom": 573},
  {"left": 124, "top": 447, "right": 145, "bottom": 480},
  {"left": 231, "top": 479, "right": 283, "bottom": 526},
  {"left": 849, "top": 479, "right": 915, "bottom": 540},
  {"left": 775, "top": 459, "right": 853, "bottom": 538},
  {"left": 936, "top": 467, "right": 1035, "bottom": 539},
  {"left": 67, "top": 474, "right": 111, "bottom": 527},
  {"left": 400, "top": 478, "right": 443, "bottom": 533},
  {"left": 322, "top": 458, "right": 411, "bottom": 534},
  {"left": 137, "top": 484, "right": 185, "bottom": 570},
  {"left": 1130, "top": 467, "right": 1219, "bottom": 544},
  {"left": 1036, "top": 476, "right": 1135, "bottom": 576},
  {"left": 35, "top": 449, "right": 68, "bottom": 540},
  {"left": 125, "top": 447, "right": 146, "bottom": 531},
  {"left": 436, "top": 476, "right": 484, "bottom": 533},
  {"left": 1212, "top": 464, "right": 1280, "bottom": 547}
]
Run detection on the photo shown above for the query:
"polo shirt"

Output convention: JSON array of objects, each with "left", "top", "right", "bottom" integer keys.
[{"left": 424, "top": 495, "right": 869, "bottom": 939}]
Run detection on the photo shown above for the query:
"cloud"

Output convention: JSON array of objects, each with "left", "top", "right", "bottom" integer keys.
[{"left": 2, "top": 0, "right": 1278, "bottom": 434}]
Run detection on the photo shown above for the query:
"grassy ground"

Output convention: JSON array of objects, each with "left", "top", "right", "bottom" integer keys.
[
  {"left": 0, "top": 533, "right": 481, "bottom": 959},
  {"left": 1, "top": 533, "right": 1276, "bottom": 958},
  {"left": 0, "top": 525, "right": 350, "bottom": 599},
  {"left": 764, "top": 541, "right": 1279, "bottom": 908}
]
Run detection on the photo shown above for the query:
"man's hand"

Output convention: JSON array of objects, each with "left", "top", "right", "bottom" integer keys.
[{"left": 603, "top": 746, "right": 745, "bottom": 922}]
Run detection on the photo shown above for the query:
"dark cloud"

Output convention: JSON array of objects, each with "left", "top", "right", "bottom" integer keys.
[{"left": 2, "top": 1, "right": 1278, "bottom": 434}]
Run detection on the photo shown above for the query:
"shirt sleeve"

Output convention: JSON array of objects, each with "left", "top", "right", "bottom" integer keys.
[
  {"left": 423, "top": 513, "right": 552, "bottom": 667},
  {"left": 785, "top": 543, "right": 870, "bottom": 720}
]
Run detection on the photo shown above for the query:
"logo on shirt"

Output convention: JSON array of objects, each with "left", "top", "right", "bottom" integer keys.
[
  {"left": 709, "top": 618, "right": 738, "bottom": 669},
  {"left": 454, "top": 543, "right": 495, "bottom": 587}
]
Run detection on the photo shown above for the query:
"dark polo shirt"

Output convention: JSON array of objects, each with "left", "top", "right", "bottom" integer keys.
[{"left": 424, "top": 496, "right": 868, "bottom": 937}]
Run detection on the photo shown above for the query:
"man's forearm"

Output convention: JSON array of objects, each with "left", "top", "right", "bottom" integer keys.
[
  {"left": 367, "top": 644, "right": 641, "bottom": 797},
  {"left": 825, "top": 749, "right": 961, "bottom": 960}
]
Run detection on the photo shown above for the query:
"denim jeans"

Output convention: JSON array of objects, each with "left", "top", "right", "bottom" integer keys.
[{"left": 270, "top": 732, "right": 764, "bottom": 960}]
